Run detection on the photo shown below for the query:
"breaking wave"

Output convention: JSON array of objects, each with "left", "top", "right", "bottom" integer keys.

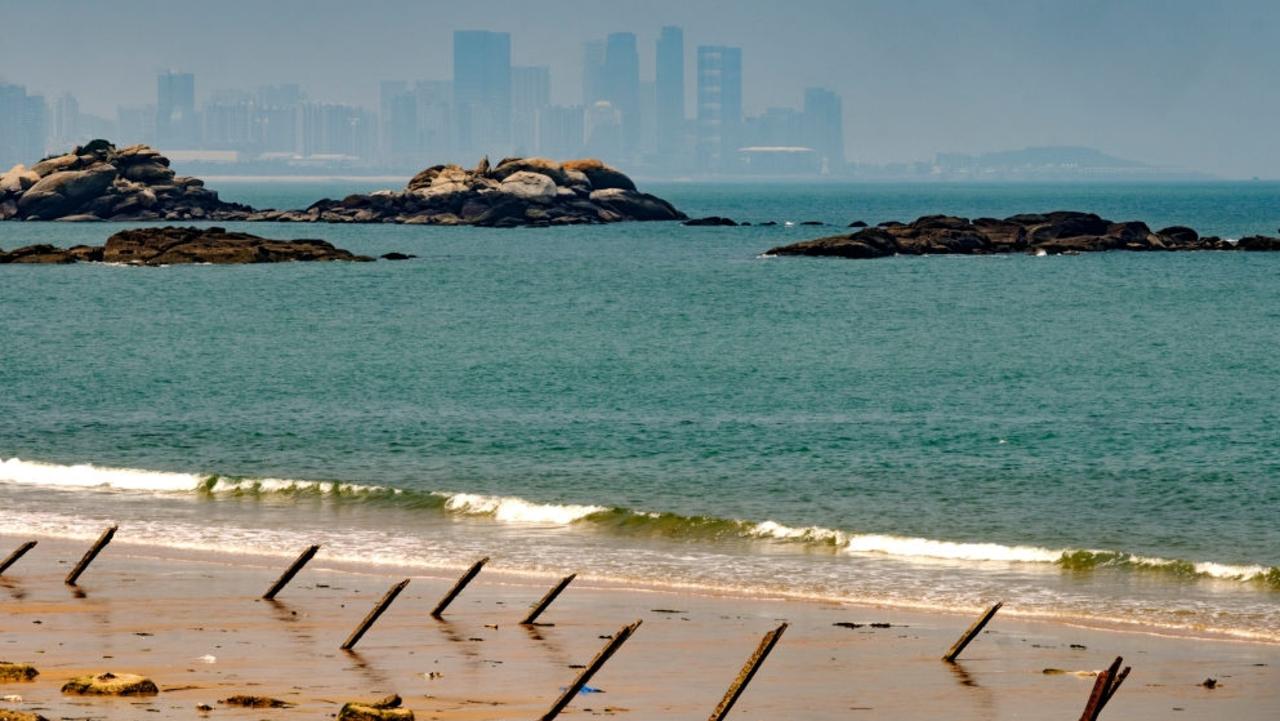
[{"left": 2, "top": 456, "right": 1276, "bottom": 588}]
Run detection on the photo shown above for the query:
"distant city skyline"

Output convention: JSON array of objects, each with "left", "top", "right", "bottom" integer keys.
[
  {"left": 2, "top": 0, "right": 1278, "bottom": 177},
  {"left": 0, "top": 25, "right": 849, "bottom": 176}
]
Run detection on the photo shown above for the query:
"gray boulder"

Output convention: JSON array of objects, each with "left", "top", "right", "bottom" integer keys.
[{"left": 16, "top": 164, "right": 117, "bottom": 218}]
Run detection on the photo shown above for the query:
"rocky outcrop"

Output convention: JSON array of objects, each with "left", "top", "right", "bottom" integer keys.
[
  {"left": 0, "top": 709, "right": 50, "bottom": 721},
  {"left": 766, "top": 211, "right": 1280, "bottom": 259},
  {"left": 0, "top": 140, "right": 252, "bottom": 221},
  {"left": 249, "top": 156, "right": 685, "bottom": 227},
  {"left": 0, "top": 227, "right": 374, "bottom": 265},
  {"left": 60, "top": 672, "right": 158, "bottom": 696},
  {"left": 338, "top": 694, "right": 414, "bottom": 721},
  {"left": 2, "top": 143, "right": 682, "bottom": 227}
]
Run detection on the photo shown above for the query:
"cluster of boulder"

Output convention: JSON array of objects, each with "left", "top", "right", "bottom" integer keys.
[
  {"left": 766, "top": 211, "right": 1280, "bottom": 259},
  {"left": 0, "top": 141, "right": 686, "bottom": 227},
  {"left": 0, "top": 226, "right": 375, "bottom": 265},
  {"left": 247, "top": 156, "right": 686, "bottom": 227},
  {"left": 0, "top": 140, "right": 252, "bottom": 222}
]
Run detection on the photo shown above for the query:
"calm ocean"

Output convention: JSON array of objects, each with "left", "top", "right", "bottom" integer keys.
[{"left": 3, "top": 180, "right": 1278, "bottom": 640}]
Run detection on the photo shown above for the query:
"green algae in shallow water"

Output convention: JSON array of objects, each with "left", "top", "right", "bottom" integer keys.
[{"left": 0, "top": 662, "right": 39, "bottom": 682}]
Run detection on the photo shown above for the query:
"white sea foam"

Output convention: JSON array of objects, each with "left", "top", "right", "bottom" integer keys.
[
  {"left": 0, "top": 457, "right": 386, "bottom": 495},
  {"left": 2, "top": 457, "right": 1272, "bottom": 586},
  {"left": 0, "top": 457, "right": 204, "bottom": 492},
  {"left": 439, "top": 492, "right": 606, "bottom": 525},
  {"left": 842, "top": 533, "right": 1065, "bottom": 563},
  {"left": 750, "top": 520, "right": 1064, "bottom": 563}
]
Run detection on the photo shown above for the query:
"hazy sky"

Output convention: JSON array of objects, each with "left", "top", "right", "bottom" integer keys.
[{"left": 2, "top": 0, "right": 1277, "bottom": 177}]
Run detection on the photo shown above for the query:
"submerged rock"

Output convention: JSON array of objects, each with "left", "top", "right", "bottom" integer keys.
[
  {"left": 683, "top": 216, "right": 738, "bottom": 226},
  {"left": 219, "top": 695, "right": 294, "bottom": 708},
  {"left": 0, "top": 663, "right": 38, "bottom": 682},
  {"left": 339, "top": 694, "right": 414, "bottom": 721},
  {"left": 766, "top": 211, "right": 1276, "bottom": 259},
  {"left": 61, "top": 672, "right": 158, "bottom": 696}
]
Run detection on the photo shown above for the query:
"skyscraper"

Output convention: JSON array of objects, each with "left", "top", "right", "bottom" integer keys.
[
  {"left": 802, "top": 87, "right": 844, "bottom": 173},
  {"left": 539, "top": 105, "right": 585, "bottom": 159},
  {"left": 414, "top": 80, "right": 453, "bottom": 160},
  {"left": 156, "top": 71, "right": 198, "bottom": 149},
  {"left": 0, "top": 83, "right": 46, "bottom": 166},
  {"left": 655, "top": 26, "right": 685, "bottom": 159},
  {"left": 696, "top": 46, "right": 742, "bottom": 172},
  {"left": 50, "top": 93, "right": 80, "bottom": 150},
  {"left": 512, "top": 66, "right": 551, "bottom": 155},
  {"left": 581, "top": 41, "right": 606, "bottom": 106},
  {"left": 453, "top": 30, "right": 512, "bottom": 156},
  {"left": 603, "top": 33, "right": 640, "bottom": 156}
]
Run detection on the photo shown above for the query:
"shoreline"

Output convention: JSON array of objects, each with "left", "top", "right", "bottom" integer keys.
[
  {"left": 9, "top": 531, "right": 1278, "bottom": 648},
  {"left": 2, "top": 533, "right": 1277, "bottom": 721}
]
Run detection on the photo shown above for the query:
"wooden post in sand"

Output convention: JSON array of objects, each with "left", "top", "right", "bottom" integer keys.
[
  {"left": 942, "top": 601, "right": 1003, "bottom": 662},
  {"left": 430, "top": 557, "right": 489, "bottom": 619},
  {"left": 0, "top": 541, "right": 38, "bottom": 575},
  {"left": 341, "top": 578, "right": 411, "bottom": 651},
  {"left": 541, "top": 620, "right": 642, "bottom": 721},
  {"left": 521, "top": 573, "right": 577, "bottom": 625},
  {"left": 1078, "top": 656, "right": 1130, "bottom": 721},
  {"left": 65, "top": 526, "right": 117, "bottom": 586},
  {"left": 708, "top": 623, "right": 788, "bottom": 721},
  {"left": 262, "top": 544, "right": 320, "bottom": 600}
]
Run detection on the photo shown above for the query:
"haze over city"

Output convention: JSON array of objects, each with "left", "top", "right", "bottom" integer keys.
[{"left": 2, "top": 0, "right": 1279, "bottom": 178}]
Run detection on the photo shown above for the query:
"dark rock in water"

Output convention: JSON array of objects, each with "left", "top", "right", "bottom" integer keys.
[
  {"left": 759, "top": 221, "right": 778, "bottom": 226},
  {"left": 1201, "top": 678, "right": 1218, "bottom": 689},
  {"left": 0, "top": 244, "right": 80, "bottom": 264},
  {"left": 847, "top": 220, "right": 868, "bottom": 228},
  {"left": 102, "top": 227, "right": 373, "bottom": 264},
  {"left": 1157, "top": 225, "right": 1199, "bottom": 245},
  {"left": 765, "top": 211, "right": 1280, "bottom": 259},
  {"left": 1, "top": 140, "right": 252, "bottom": 222},
  {"left": 3, "top": 227, "right": 372, "bottom": 265},
  {"left": 800, "top": 220, "right": 825, "bottom": 225},
  {"left": 1238, "top": 235, "right": 1280, "bottom": 251},
  {"left": 683, "top": 216, "right": 738, "bottom": 226},
  {"left": 381, "top": 252, "right": 417, "bottom": 260}
]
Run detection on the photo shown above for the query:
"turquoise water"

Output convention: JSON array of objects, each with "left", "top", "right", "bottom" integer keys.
[{"left": 2, "top": 181, "right": 1278, "bottom": 640}]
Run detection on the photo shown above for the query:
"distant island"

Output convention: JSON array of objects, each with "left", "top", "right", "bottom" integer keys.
[
  {"left": 851, "top": 146, "right": 1213, "bottom": 182},
  {"left": 0, "top": 140, "right": 686, "bottom": 227},
  {"left": 766, "top": 212, "right": 1280, "bottom": 259}
]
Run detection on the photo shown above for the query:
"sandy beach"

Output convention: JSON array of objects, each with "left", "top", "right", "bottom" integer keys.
[{"left": 1, "top": 534, "right": 1275, "bottom": 721}]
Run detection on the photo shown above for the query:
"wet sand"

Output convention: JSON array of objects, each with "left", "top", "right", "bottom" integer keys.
[{"left": 1, "top": 534, "right": 1276, "bottom": 720}]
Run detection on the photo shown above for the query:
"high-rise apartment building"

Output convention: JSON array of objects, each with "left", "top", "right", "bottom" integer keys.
[
  {"left": 156, "top": 71, "right": 198, "bottom": 149},
  {"left": 512, "top": 66, "right": 551, "bottom": 155},
  {"left": 453, "top": 30, "right": 512, "bottom": 156},
  {"left": 0, "top": 83, "right": 46, "bottom": 166},
  {"left": 802, "top": 87, "right": 844, "bottom": 173},
  {"left": 696, "top": 46, "right": 742, "bottom": 172},
  {"left": 655, "top": 26, "right": 685, "bottom": 159},
  {"left": 603, "top": 33, "right": 640, "bottom": 156}
]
